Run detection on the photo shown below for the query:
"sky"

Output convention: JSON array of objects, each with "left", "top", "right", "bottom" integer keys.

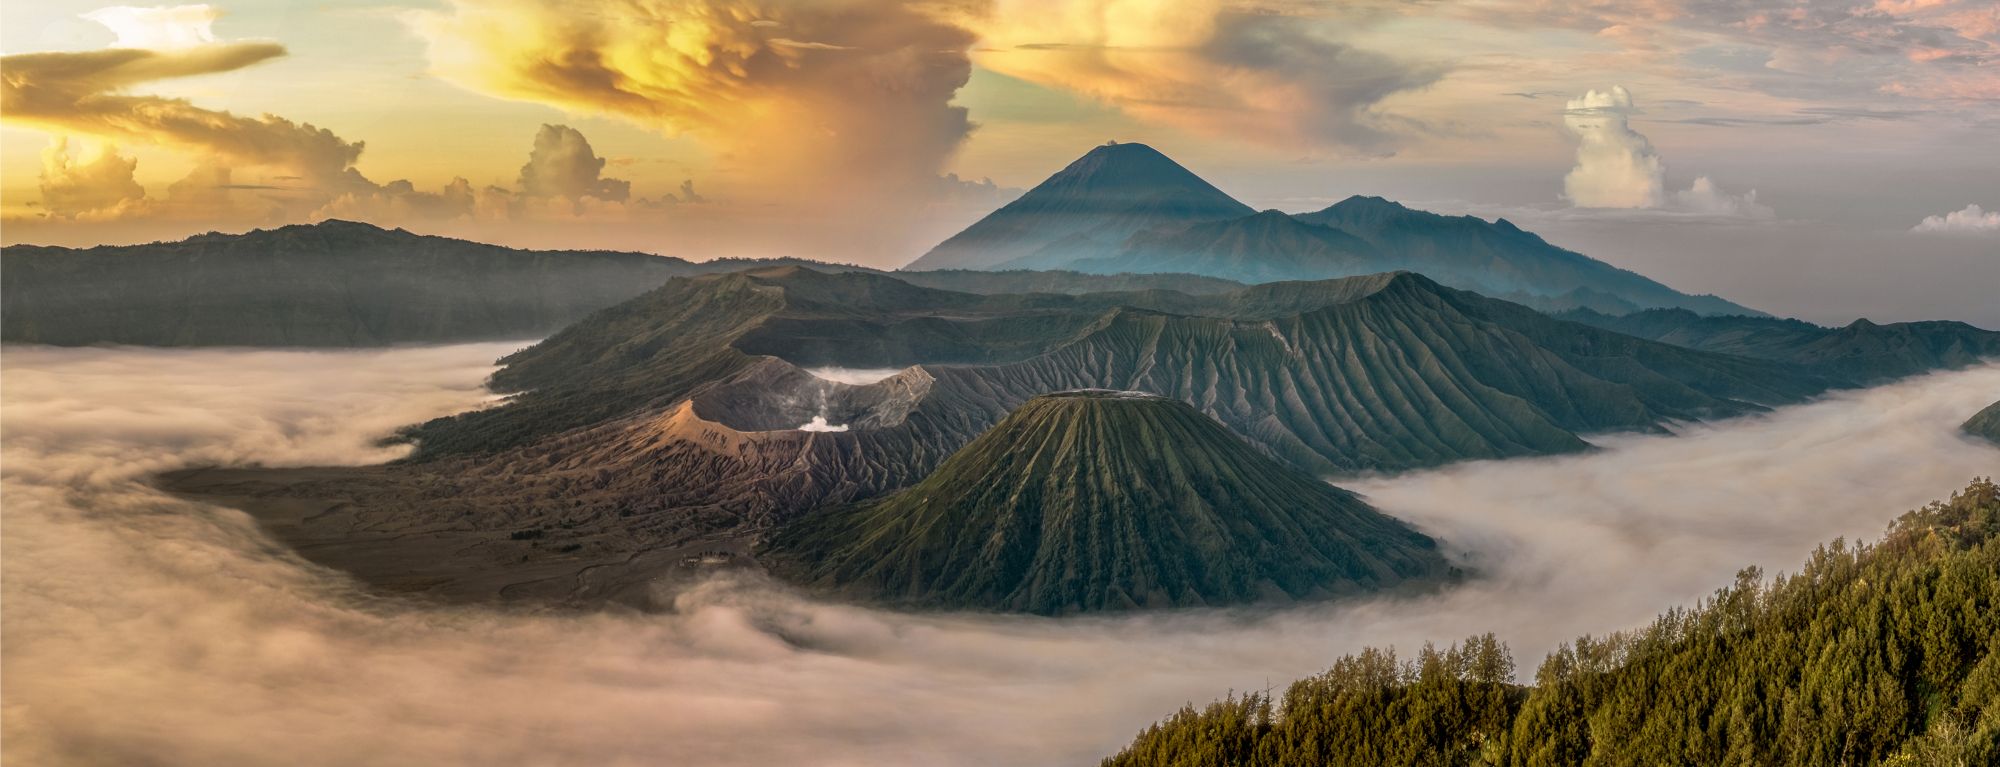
[{"left": 2, "top": 0, "right": 1997, "bottom": 325}]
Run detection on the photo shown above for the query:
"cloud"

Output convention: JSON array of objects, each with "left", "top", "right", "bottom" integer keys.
[
  {"left": 1460, "top": 0, "right": 2000, "bottom": 102},
  {"left": 967, "top": 0, "right": 1443, "bottom": 154},
  {"left": 82, "top": 4, "right": 223, "bottom": 49},
  {"left": 1912, "top": 203, "right": 2000, "bottom": 234},
  {"left": 410, "top": 0, "right": 977, "bottom": 201},
  {"left": 1562, "top": 86, "right": 1771, "bottom": 218},
  {"left": 4, "top": 344, "right": 1995, "bottom": 766},
  {"left": 1672, "top": 176, "right": 1773, "bottom": 219},
  {"left": 37, "top": 136, "right": 147, "bottom": 219},
  {"left": 517, "top": 124, "right": 631, "bottom": 204},
  {"left": 0, "top": 6, "right": 386, "bottom": 225},
  {"left": 1562, "top": 86, "right": 1663, "bottom": 208},
  {"left": 0, "top": 43, "right": 365, "bottom": 192}
]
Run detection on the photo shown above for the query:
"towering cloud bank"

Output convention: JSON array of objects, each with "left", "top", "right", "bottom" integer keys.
[
  {"left": 1562, "top": 86, "right": 1769, "bottom": 218},
  {"left": 37, "top": 138, "right": 146, "bottom": 219},
  {"left": 967, "top": 0, "right": 1440, "bottom": 154},
  {"left": 411, "top": 0, "right": 976, "bottom": 202},
  {"left": 1561, "top": 87, "right": 1663, "bottom": 209}
]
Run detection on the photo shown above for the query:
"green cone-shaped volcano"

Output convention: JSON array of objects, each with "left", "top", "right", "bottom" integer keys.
[{"left": 763, "top": 390, "right": 1451, "bottom": 614}]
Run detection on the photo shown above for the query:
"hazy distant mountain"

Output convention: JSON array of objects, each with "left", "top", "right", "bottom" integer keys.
[
  {"left": 1, "top": 220, "right": 1251, "bottom": 347},
  {"left": 1557, "top": 307, "right": 2000, "bottom": 383},
  {"left": 1292, "top": 196, "right": 1760, "bottom": 316},
  {"left": 903, "top": 141, "right": 1254, "bottom": 271},
  {"left": 906, "top": 142, "right": 1759, "bottom": 316},
  {"left": 763, "top": 390, "right": 1450, "bottom": 614},
  {"left": 1068, "top": 210, "right": 1381, "bottom": 284},
  {"left": 1, "top": 220, "right": 693, "bottom": 347},
  {"left": 1962, "top": 401, "right": 2000, "bottom": 446}
]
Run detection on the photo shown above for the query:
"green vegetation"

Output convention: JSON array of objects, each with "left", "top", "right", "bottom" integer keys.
[
  {"left": 1966, "top": 401, "right": 2000, "bottom": 446},
  {"left": 763, "top": 390, "right": 1450, "bottom": 614},
  {"left": 1103, "top": 478, "right": 2000, "bottom": 766}
]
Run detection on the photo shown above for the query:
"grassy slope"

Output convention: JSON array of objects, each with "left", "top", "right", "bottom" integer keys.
[
  {"left": 1966, "top": 401, "right": 2000, "bottom": 446},
  {"left": 763, "top": 391, "right": 1450, "bottom": 614}
]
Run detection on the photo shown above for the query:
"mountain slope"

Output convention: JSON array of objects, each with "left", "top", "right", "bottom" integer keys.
[
  {"left": 904, "top": 142, "right": 1253, "bottom": 271},
  {"left": 1967, "top": 400, "right": 2000, "bottom": 446},
  {"left": 1103, "top": 478, "right": 2000, "bottom": 767},
  {"left": 1068, "top": 210, "right": 1383, "bottom": 284},
  {"left": 1291, "top": 196, "right": 1759, "bottom": 315},
  {"left": 1, "top": 220, "right": 694, "bottom": 346},
  {"left": 1559, "top": 307, "right": 2000, "bottom": 383},
  {"left": 407, "top": 268, "right": 1834, "bottom": 477},
  {"left": 905, "top": 141, "right": 1758, "bottom": 315},
  {"left": 763, "top": 390, "right": 1450, "bottom": 613}
]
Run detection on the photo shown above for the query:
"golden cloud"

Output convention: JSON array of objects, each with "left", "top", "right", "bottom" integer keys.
[
  {"left": 966, "top": 0, "right": 1443, "bottom": 153},
  {"left": 1, "top": 43, "right": 366, "bottom": 190},
  {"left": 411, "top": 0, "right": 978, "bottom": 199}
]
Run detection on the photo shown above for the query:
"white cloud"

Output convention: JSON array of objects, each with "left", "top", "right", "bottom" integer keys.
[
  {"left": 1562, "top": 86, "right": 1770, "bottom": 219},
  {"left": 1912, "top": 204, "right": 2000, "bottom": 234},
  {"left": 1562, "top": 86, "right": 1662, "bottom": 208},
  {"left": 82, "top": 4, "right": 222, "bottom": 50},
  {"left": 1672, "top": 176, "right": 1773, "bottom": 220}
]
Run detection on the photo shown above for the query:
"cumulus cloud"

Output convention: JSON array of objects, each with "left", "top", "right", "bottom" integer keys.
[
  {"left": 1561, "top": 86, "right": 1663, "bottom": 208},
  {"left": 410, "top": 0, "right": 976, "bottom": 202},
  {"left": 4, "top": 343, "right": 1996, "bottom": 765},
  {"left": 1672, "top": 176, "right": 1772, "bottom": 219},
  {"left": 0, "top": 5, "right": 385, "bottom": 224},
  {"left": 37, "top": 136, "right": 147, "bottom": 218},
  {"left": 1912, "top": 203, "right": 2000, "bottom": 234},
  {"left": 0, "top": 43, "right": 366, "bottom": 193},
  {"left": 968, "top": 0, "right": 1442, "bottom": 154},
  {"left": 1562, "top": 86, "right": 1771, "bottom": 218},
  {"left": 517, "top": 124, "right": 631, "bottom": 204}
]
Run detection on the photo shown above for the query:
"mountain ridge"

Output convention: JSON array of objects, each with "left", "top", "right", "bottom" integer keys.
[
  {"left": 762, "top": 390, "right": 1452, "bottom": 614},
  {"left": 905, "top": 142, "right": 1761, "bottom": 316}
]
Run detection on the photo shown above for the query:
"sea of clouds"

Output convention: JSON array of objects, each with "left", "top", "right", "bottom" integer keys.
[{"left": 4, "top": 344, "right": 1996, "bottom": 766}]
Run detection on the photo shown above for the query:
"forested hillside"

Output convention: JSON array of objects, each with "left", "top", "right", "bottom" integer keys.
[{"left": 1104, "top": 478, "right": 2000, "bottom": 766}]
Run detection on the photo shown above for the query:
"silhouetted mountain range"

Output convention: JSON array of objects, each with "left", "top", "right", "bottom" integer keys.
[
  {"left": 2, "top": 220, "right": 1246, "bottom": 346},
  {"left": 1557, "top": 307, "right": 2000, "bottom": 383}
]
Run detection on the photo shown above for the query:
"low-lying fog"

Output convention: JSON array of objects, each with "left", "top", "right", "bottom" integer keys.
[{"left": 4, "top": 344, "right": 1996, "bottom": 766}]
